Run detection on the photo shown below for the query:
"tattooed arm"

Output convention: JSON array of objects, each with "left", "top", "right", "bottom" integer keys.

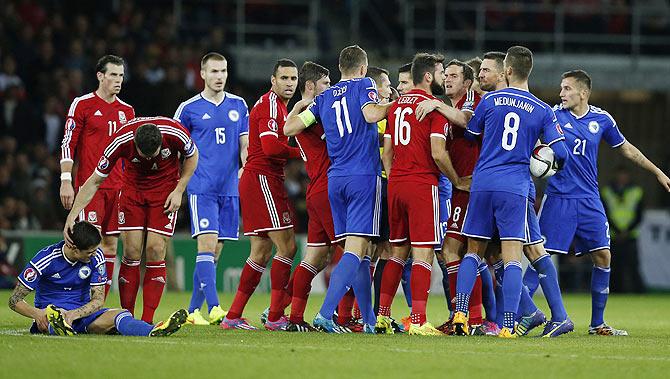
[
  {"left": 8, "top": 282, "right": 49, "bottom": 332},
  {"left": 619, "top": 141, "right": 670, "bottom": 192},
  {"left": 62, "top": 285, "right": 105, "bottom": 326}
]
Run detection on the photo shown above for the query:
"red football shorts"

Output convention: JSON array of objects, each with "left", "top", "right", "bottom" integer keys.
[
  {"left": 306, "top": 189, "right": 336, "bottom": 247},
  {"left": 388, "top": 181, "right": 440, "bottom": 247},
  {"left": 78, "top": 188, "right": 120, "bottom": 236},
  {"left": 239, "top": 171, "right": 293, "bottom": 236},
  {"left": 118, "top": 188, "right": 177, "bottom": 237},
  {"left": 446, "top": 189, "right": 470, "bottom": 243}
]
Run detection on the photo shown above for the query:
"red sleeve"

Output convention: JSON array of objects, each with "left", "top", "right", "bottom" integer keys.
[
  {"left": 94, "top": 143, "right": 121, "bottom": 177},
  {"left": 61, "top": 97, "right": 87, "bottom": 163},
  {"left": 429, "top": 113, "right": 449, "bottom": 140},
  {"left": 260, "top": 136, "right": 301, "bottom": 158},
  {"left": 169, "top": 120, "right": 196, "bottom": 157}
]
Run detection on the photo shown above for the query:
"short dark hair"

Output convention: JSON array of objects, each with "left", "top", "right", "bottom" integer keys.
[
  {"left": 69, "top": 221, "right": 101, "bottom": 250},
  {"left": 446, "top": 59, "right": 474, "bottom": 84},
  {"left": 367, "top": 66, "right": 389, "bottom": 87},
  {"left": 273, "top": 58, "right": 297, "bottom": 76},
  {"left": 339, "top": 45, "right": 368, "bottom": 74},
  {"left": 466, "top": 57, "right": 482, "bottom": 76},
  {"left": 298, "top": 61, "right": 330, "bottom": 94},
  {"left": 411, "top": 53, "right": 445, "bottom": 85},
  {"left": 398, "top": 63, "right": 412, "bottom": 74},
  {"left": 201, "top": 52, "right": 226, "bottom": 69},
  {"left": 562, "top": 69, "right": 592, "bottom": 91},
  {"left": 134, "top": 123, "right": 162, "bottom": 156},
  {"left": 482, "top": 51, "right": 506, "bottom": 72},
  {"left": 505, "top": 46, "right": 533, "bottom": 79},
  {"left": 95, "top": 55, "right": 124, "bottom": 74}
]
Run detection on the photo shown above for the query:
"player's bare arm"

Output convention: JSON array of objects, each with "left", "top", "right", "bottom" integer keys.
[
  {"left": 430, "top": 136, "right": 470, "bottom": 191},
  {"left": 284, "top": 98, "right": 315, "bottom": 136},
  {"left": 239, "top": 134, "right": 249, "bottom": 178},
  {"left": 164, "top": 148, "right": 199, "bottom": 213},
  {"left": 619, "top": 141, "right": 670, "bottom": 191},
  {"left": 416, "top": 100, "right": 470, "bottom": 127},
  {"left": 64, "top": 172, "right": 106, "bottom": 241},
  {"left": 63, "top": 285, "right": 105, "bottom": 326},
  {"left": 8, "top": 282, "right": 48, "bottom": 332},
  {"left": 381, "top": 135, "right": 393, "bottom": 176},
  {"left": 362, "top": 102, "right": 393, "bottom": 124},
  {"left": 59, "top": 160, "right": 75, "bottom": 210}
]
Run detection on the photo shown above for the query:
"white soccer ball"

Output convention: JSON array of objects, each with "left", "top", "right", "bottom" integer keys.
[{"left": 530, "top": 144, "right": 557, "bottom": 178}]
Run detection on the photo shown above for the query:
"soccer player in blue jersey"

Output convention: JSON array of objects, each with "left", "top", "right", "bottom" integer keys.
[
  {"left": 452, "top": 46, "right": 570, "bottom": 338},
  {"left": 535, "top": 69, "right": 670, "bottom": 336},
  {"left": 285, "top": 45, "right": 392, "bottom": 333},
  {"left": 8, "top": 221, "right": 187, "bottom": 337},
  {"left": 174, "top": 52, "right": 249, "bottom": 326}
]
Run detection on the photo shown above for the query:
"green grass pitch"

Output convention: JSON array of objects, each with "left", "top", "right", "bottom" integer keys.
[{"left": 1, "top": 291, "right": 669, "bottom": 378}]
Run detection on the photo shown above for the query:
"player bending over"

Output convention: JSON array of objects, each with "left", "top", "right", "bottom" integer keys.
[{"left": 8, "top": 221, "right": 187, "bottom": 337}]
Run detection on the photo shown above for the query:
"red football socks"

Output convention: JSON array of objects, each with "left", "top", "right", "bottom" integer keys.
[
  {"left": 141, "top": 260, "right": 166, "bottom": 324},
  {"left": 227, "top": 258, "right": 266, "bottom": 320}
]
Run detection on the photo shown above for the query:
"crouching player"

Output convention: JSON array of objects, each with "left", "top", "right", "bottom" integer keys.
[{"left": 8, "top": 221, "right": 187, "bottom": 337}]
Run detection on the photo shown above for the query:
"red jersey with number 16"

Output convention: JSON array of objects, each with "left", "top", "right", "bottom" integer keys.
[
  {"left": 61, "top": 92, "right": 135, "bottom": 189},
  {"left": 94, "top": 117, "right": 196, "bottom": 191}
]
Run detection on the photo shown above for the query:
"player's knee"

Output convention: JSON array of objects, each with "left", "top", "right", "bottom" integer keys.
[
  {"left": 123, "top": 244, "right": 142, "bottom": 260},
  {"left": 145, "top": 243, "right": 166, "bottom": 261},
  {"left": 592, "top": 249, "right": 611, "bottom": 267}
]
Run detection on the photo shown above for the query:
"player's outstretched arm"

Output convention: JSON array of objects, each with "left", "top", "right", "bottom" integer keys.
[
  {"left": 284, "top": 99, "right": 315, "bottom": 136},
  {"left": 619, "top": 141, "right": 670, "bottom": 191},
  {"left": 362, "top": 102, "right": 393, "bottom": 124},
  {"left": 416, "top": 100, "right": 470, "bottom": 128},
  {"left": 64, "top": 173, "right": 105, "bottom": 242},
  {"left": 8, "top": 282, "right": 48, "bottom": 332},
  {"left": 381, "top": 135, "right": 393, "bottom": 177},
  {"left": 430, "top": 136, "right": 470, "bottom": 191},
  {"left": 165, "top": 148, "right": 199, "bottom": 213},
  {"left": 62, "top": 285, "right": 105, "bottom": 326}
]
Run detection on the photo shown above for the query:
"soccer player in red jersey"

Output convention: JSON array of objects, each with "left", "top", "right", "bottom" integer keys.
[
  {"left": 59, "top": 55, "right": 135, "bottom": 298},
  {"left": 63, "top": 117, "right": 199, "bottom": 323},
  {"left": 221, "top": 59, "right": 300, "bottom": 331},
  {"left": 376, "top": 53, "right": 467, "bottom": 335}
]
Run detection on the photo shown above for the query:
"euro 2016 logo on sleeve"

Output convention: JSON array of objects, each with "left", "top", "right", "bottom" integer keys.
[
  {"left": 118, "top": 211, "right": 125, "bottom": 225},
  {"left": 23, "top": 268, "right": 37, "bottom": 282},
  {"left": 65, "top": 118, "right": 76, "bottom": 130},
  {"left": 589, "top": 121, "right": 600, "bottom": 134},
  {"left": 228, "top": 110, "right": 240, "bottom": 122},
  {"left": 368, "top": 91, "right": 379, "bottom": 102},
  {"left": 97, "top": 156, "right": 110, "bottom": 170},
  {"left": 268, "top": 119, "right": 278, "bottom": 132},
  {"left": 78, "top": 266, "right": 91, "bottom": 280}
]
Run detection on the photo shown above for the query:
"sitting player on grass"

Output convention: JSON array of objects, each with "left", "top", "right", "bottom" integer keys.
[{"left": 7, "top": 221, "right": 187, "bottom": 337}]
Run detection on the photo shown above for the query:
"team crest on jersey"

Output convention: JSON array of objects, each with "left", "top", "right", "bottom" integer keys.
[
  {"left": 368, "top": 91, "right": 379, "bottom": 102},
  {"left": 200, "top": 218, "right": 210, "bottom": 228},
  {"left": 268, "top": 119, "right": 278, "bottom": 132},
  {"left": 87, "top": 211, "right": 97, "bottom": 223},
  {"left": 97, "top": 156, "right": 110, "bottom": 170},
  {"left": 589, "top": 121, "right": 599, "bottom": 134},
  {"left": 23, "top": 267, "right": 37, "bottom": 282},
  {"left": 282, "top": 212, "right": 291, "bottom": 224},
  {"left": 161, "top": 148, "right": 171, "bottom": 159},
  {"left": 78, "top": 266, "right": 91, "bottom": 280},
  {"left": 228, "top": 110, "right": 240, "bottom": 122},
  {"left": 118, "top": 111, "right": 127, "bottom": 124},
  {"left": 118, "top": 212, "right": 125, "bottom": 225},
  {"left": 66, "top": 118, "right": 76, "bottom": 130}
]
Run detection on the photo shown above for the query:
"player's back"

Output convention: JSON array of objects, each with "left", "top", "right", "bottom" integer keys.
[
  {"left": 295, "top": 123, "right": 330, "bottom": 198},
  {"left": 386, "top": 89, "right": 446, "bottom": 184},
  {"left": 546, "top": 104, "right": 625, "bottom": 199},
  {"left": 312, "top": 77, "right": 381, "bottom": 177},
  {"left": 246, "top": 90, "right": 290, "bottom": 178},
  {"left": 18, "top": 241, "right": 106, "bottom": 310},
  {"left": 468, "top": 87, "right": 562, "bottom": 196},
  {"left": 61, "top": 92, "right": 135, "bottom": 189},
  {"left": 174, "top": 93, "right": 249, "bottom": 195}
]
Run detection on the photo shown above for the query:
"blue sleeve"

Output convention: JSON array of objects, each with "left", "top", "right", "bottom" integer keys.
[
  {"left": 308, "top": 94, "right": 322, "bottom": 122},
  {"left": 17, "top": 248, "right": 53, "bottom": 290},
  {"left": 466, "top": 96, "right": 487, "bottom": 135},
  {"left": 89, "top": 249, "right": 107, "bottom": 286},
  {"left": 601, "top": 114, "right": 626, "bottom": 148},
  {"left": 552, "top": 139, "right": 570, "bottom": 167},
  {"left": 174, "top": 104, "right": 191, "bottom": 132},
  {"left": 239, "top": 101, "right": 249, "bottom": 136},
  {"left": 542, "top": 108, "right": 565, "bottom": 145},
  {"left": 359, "top": 77, "right": 380, "bottom": 110}
]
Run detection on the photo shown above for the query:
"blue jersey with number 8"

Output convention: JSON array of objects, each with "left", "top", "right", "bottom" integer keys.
[
  {"left": 308, "top": 77, "right": 381, "bottom": 177},
  {"left": 467, "top": 87, "right": 564, "bottom": 196}
]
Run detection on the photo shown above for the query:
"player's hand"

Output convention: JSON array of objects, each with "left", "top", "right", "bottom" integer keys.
[
  {"left": 63, "top": 214, "right": 77, "bottom": 245},
  {"left": 63, "top": 310, "right": 77, "bottom": 326},
  {"left": 238, "top": 167, "right": 244, "bottom": 179},
  {"left": 456, "top": 176, "right": 472, "bottom": 192},
  {"left": 60, "top": 180, "right": 75, "bottom": 210},
  {"left": 389, "top": 87, "right": 400, "bottom": 101},
  {"left": 164, "top": 189, "right": 183, "bottom": 213},
  {"left": 34, "top": 308, "right": 49, "bottom": 333},
  {"left": 657, "top": 171, "right": 670, "bottom": 192},
  {"left": 293, "top": 98, "right": 313, "bottom": 113},
  {"left": 416, "top": 100, "right": 441, "bottom": 122}
]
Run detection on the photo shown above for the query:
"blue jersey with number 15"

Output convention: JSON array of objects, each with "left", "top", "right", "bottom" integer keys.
[
  {"left": 308, "top": 77, "right": 381, "bottom": 177},
  {"left": 467, "top": 87, "right": 565, "bottom": 197}
]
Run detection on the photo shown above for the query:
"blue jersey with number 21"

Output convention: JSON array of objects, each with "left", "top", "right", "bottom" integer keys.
[{"left": 467, "top": 87, "right": 565, "bottom": 197}]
